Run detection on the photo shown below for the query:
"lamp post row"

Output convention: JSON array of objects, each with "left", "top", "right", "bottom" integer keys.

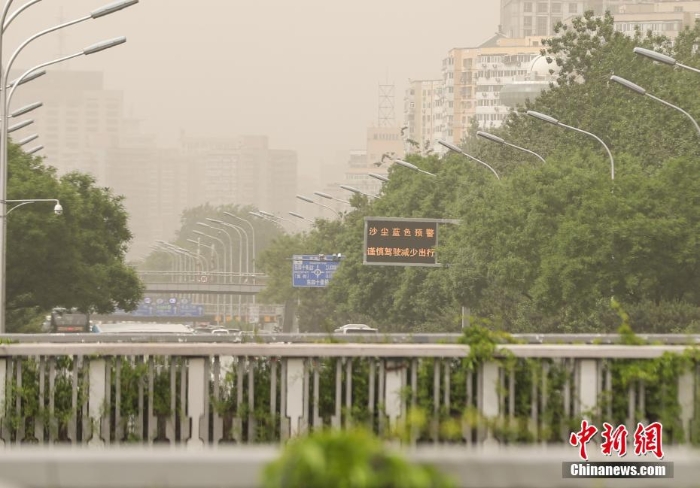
[{"left": 0, "top": 0, "right": 139, "bottom": 333}]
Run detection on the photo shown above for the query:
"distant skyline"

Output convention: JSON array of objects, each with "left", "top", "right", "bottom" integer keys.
[{"left": 3, "top": 0, "right": 499, "bottom": 179}]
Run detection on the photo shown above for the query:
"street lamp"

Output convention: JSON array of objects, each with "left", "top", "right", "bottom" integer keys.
[
  {"left": 7, "top": 119, "right": 32, "bottom": 133},
  {"left": 314, "top": 190, "right": 350, "bottom": 205},
  {"left": 296, "top": 194, "right": 340, "bottom": 217},
  {"left": 2, "top": 198, "right": 61, "bottom": 215},
  {"left": 223, "top": 212, "right": 256, "bottom": 274},
  {"left": 368, "top": 172, "right": 389, "bottom": 183},
  {"left": 25, "top": 145, "right": 41, "bottom": 155},
  {"left": 527, "top": 110, "right": 615, "bottom": 180},
  {"left": 3, "top": 198, "right": 60, "bottom": 215},
  {"left": 289, "top": 211, "right": 313, "bottom": 223},
  {"left": 7, "top": 68, "right": 44, "bottom": 88},
  {"left": 15, "top": 133, "right": 36, "bottom": 146},
  {"left": 476, "top": 130, "right": 546, "bottom": 163},
  {"left": 0, "top": 36, "right": 128, "bottom": 332},
  {"left": 393, "top": 159, "right": 436, "bottom": 177},
  {"left": 437, "top": 140, "right": 501, "bottom": 180},
  {"left": 339, "top": 185, "right": 376, "bottom": 199},
  {"left": 610, "top": 75, "right": 700, "bottom": 137},
  {"left": 633, "top": 47, "right": 700, "bottom": 75}
]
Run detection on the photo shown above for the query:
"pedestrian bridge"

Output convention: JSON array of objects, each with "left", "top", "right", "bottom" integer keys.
[{"left": 139, "top": 271, "right": 267, "bottom": 295}]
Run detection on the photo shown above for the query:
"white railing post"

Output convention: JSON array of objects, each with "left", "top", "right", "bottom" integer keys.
[
  {"left": 576, "top": 359, "right": 599, "bottom": 420},
  {"left": 478, "top": 361, "right": 500, "bottom": 447},
  {"left": 384, "top": 360, "right": 404, "bottom": 431},
  {"left": 186, "top": 358, "right": 206, "bottom": 449},
  {"left": 0, "top": 358, "right": 5, "bottom": 447},
  {"left": 678, "top": 370, "right": 695, "bottom": 444},
  {"left": 87, "top": 359, "right": 107, "bottom": 448},
  {"left": 285, "top": 358, "right": 305, "bottom": 438}
]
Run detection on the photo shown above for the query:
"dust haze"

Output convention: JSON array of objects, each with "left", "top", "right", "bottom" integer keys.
[{"left": 6, "top": 0, "right": 497, "bottom": 174}]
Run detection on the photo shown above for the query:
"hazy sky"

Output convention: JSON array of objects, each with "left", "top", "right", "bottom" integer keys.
[{"left": 5, "top": 0, "right": 499, "bottom": 176}]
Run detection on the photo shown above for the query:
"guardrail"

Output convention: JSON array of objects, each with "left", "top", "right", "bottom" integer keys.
[
  {"left": 0, "top": 343, "right": 698, "bottom": 448},
  {"left": 0, "top": 446, "right": 699, "bottom": 488},
  {"left": 1, "top": 332, "right": 700, "bottom": 344}
]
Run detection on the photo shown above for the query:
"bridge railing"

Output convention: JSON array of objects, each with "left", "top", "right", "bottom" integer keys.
[{"left": 0, "top": 343, "right": 697, "bottom": 448}]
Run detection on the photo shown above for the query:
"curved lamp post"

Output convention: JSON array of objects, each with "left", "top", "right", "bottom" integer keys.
[
  {"left": 339, "top": 184, "right": 376, "bottom": 199},
  {"left": 610, "top": 75, "right": 700, "bottom": 137},
  {"left": 437, "top": 140, "right": 501, "bottom": 180},
  {"left": 527, "top": 110, "right": 615, "bottom": 180},
  {"left": 2, "top": 197, "right": 60, "bottom": 215},
  {"left": 223, "top": 211, "right": 256, "bottom": 275},
  {"left": 313, "top": 190, "right": 350, "bottom": 206},
  {"left": 393, "top": 159, "right": 436, "bottom": 177},
  {"left": 0, "top": 0, "right": 138, "bottom": 334},
  {"left": 289, "top": 211, "right": 313, "bottom": 223},
  {"left": 368, "top": 172, "right": 389, "bottom": 183},
  {"left": 7, "top": 118, "right": 32, "bottom": 133},
  {"left": 25, "top": 145, "right": 42, "bottom": 155},
  {"left": 633, "top": 47, "right": 700, "bottom": 75},
  {"left": 296, "top": 194, "right": 340, "bottom": 217},
  {"left": 15, "top": 133, "right": 36, "bottom": 146},
  {"left": 476, "top": 130, "right": 546, "bottom": 163}
]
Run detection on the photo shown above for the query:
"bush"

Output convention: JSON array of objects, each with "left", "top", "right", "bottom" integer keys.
[{"left": 262, "top": 428, "right": 455, "bottom": 488}]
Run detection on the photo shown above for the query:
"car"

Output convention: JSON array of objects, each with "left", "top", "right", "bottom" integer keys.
[{"left": 333, "top": 323, "right": 378, "bottom": 334}]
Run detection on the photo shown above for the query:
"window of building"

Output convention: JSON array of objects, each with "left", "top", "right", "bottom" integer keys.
[
  {"left": 551, "top": 2, "right": 561, "bottom": 13},
  {"left": 674, "top": 6, "right": 683, "bottom": 12},
  {"left": 523, "top": 2, "right": 533, "bottom": 13},
  {"left": 569, "top": 2, "right": 578, "bottom": 13},
  {"left": 552, "top": 17, "right": 562, "bottom": 28},
  {"left": 524, "top": 16, "right": 533, "bottom": 27},
  {"left": 537, "top": 2, "right": 548, "bottom": 13},
  {"left": 536, "top": 16, "right": 549, "bottom": 35},
  {"left": 524, "top": 28, "right": 533, "bottom": 36}
]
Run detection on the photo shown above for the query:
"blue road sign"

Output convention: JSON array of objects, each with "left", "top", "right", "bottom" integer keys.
[
  {"left": 292, "top": 254, "right": 340, "bottom": 287},
  {"left": 115, "top": 300, "right": 205, "bottom": 317}
]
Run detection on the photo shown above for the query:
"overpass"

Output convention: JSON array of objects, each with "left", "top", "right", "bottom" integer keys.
[{"left": 139, "top": 271, "right": 267, "bottom": 295}]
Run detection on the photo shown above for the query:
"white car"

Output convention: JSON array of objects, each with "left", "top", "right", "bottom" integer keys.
[{"left": 333, "top": 323, "right": 378, "bottom": 334}]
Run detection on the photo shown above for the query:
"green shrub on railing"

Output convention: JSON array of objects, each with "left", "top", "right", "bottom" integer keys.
[{"left": 261, "top": 428, "right": 455, "bottom": 488}]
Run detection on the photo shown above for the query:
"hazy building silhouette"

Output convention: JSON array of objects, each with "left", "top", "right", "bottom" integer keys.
[
  {"left": 404, "top": 79, "right": 442, "bottom": 155},
  {"left": 9, "top": 70, "right": 123, "bottom": 178},
  {"left": 181, "top": 134, "right": 298, "bottom": 218}
]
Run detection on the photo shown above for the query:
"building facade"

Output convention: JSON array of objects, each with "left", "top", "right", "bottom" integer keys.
[
  {"left": 435, "top": 34, "right": 545, "bottom": 144},
  {"left": 404, "top": 79, "right": 442, "bottom": 155}
]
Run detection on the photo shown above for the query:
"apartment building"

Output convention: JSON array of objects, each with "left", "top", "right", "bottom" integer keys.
[
  {"left": 404, "top": 79, "right": 442, "bottom": 155},
  {"left": 437, "top": 34, "right": 545, "bottom": 144},
  {"left": 614, "top": 1, "right": 700, "bottom": 39},
  {"left": 475, "top": 52, "right": 556, "bottom": 129},
  {"left": 502, "top": 0, "right": 700, "bottom": 40}
]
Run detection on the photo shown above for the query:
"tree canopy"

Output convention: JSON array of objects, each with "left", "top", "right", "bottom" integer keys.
[
  {"left": 255, "top": 12, "right": 700, "bottom": 334},
  {"left": 7, "top": 144, "right": 143, "bottom": 332}
]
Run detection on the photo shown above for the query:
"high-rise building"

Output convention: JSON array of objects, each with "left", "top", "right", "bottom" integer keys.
[
  {"left": 437, "top": 34, "right": 544, "bottom": 144},
  {"left": 181, "top": 134, "right": 298, "bottom": 218},
  {"left": 475, "top": 52, "right": 553, "bottom": 130},
  {"left": 404, "top": 79, "right": 442, "bottom": 155},
  {"left": 501, "top": 1, "right": 697, "bottom": 40},
  {"left": 500, "top": 0, "right": 586, "bottom": 37},
  {"left": 613, "top": 1, "right": 700, "bottom": 39},
  {"left": 9, "top": 70, "right": 124, "bottom": 179}
]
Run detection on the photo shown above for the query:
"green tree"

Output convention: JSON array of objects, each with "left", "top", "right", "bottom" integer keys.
[{"left": 6, "top": 144, "right": 143, "bottom": 332}]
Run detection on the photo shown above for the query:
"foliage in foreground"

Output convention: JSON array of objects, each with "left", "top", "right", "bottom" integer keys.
[{"left": 262, "top": 429, "right": 455, "bottom": 488}]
